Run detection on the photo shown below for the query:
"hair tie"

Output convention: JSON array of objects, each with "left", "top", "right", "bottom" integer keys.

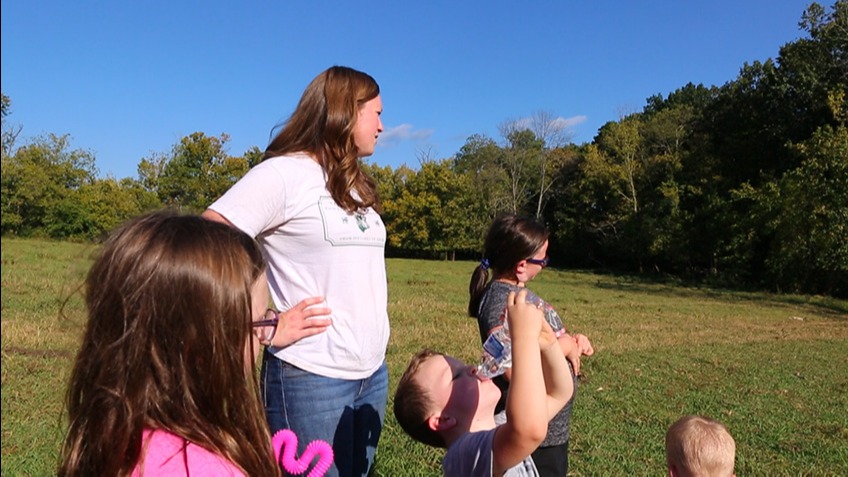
[{"left": 480, "top": 258, "right": 490, "bottom": 271}]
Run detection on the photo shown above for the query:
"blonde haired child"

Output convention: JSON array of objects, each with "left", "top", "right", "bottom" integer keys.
[{"left": 666, "top": 415, "right": 736, "bottom": 477}]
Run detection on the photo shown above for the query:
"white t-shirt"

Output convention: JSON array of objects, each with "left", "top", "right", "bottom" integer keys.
[{"left": 208, "top": 153, "right": 389, "bottom": 379}]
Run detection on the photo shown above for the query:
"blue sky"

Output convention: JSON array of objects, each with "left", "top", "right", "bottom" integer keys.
[{"left": 2, "top": 0, "right": 814, "bottom": 180}]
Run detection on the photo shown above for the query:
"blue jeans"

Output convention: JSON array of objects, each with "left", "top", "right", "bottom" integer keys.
[{"left": 261, "top": 350, "right": 388, "bottom": 477}]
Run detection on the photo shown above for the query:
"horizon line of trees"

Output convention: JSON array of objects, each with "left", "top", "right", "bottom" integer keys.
[{"left": 2, "top": 2, "right": 846, "bottom": 297}]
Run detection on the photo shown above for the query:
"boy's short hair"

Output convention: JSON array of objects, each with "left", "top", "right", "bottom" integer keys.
[
  {"left": 666, "top": 415, "right": 736, "bottom": 477},
  {"left": 393, "top": 349, "right": 447, "bottom": 448}
]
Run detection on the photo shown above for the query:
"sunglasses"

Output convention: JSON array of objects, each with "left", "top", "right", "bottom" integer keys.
[{"left": 526, "top": 256, "right": 549, "bottom": 268}]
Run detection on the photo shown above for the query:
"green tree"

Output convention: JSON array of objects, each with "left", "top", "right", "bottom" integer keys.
[
  {"left": 527, "top": 110, "right": 573, "bottom": 218},
  {"left": 137, "top": 151, "right": 168, "bottom": 196},
  {"left": 360, "top": 160, "right": 414, "bottom": 244},
  {"left": 157, "top": 132, "right": 250, "bottom": 212},
  {"left": 644, "top": 82, "right": 717, "bottom": 117},
  {"left": 699, "top": 2, "right": 845, "bottom": 192},
  {"left": 453, "top": 133, "right": 511, "bottom": 225},
  {"left": 384, "top": 159, "right": 482, "bottom": 258},
  {"left": 360, "top": 160, "right": 410, "bottom": 208},
  {"left": 770, "top": 124, "right": 848, "bottom": 295},
  {"left": 569, "top": 110, "right": 694, "bottom": 271},
  {"left": 544, "top": 144, "right": 600, "bottom": 266},
  {"left": 692, "top": 1, "right": 848, "bottom": 288},
  {"left": 243, "top": 145, "right": 264, "bottom": 168},
  {"left": 76, "top": 177, "right": 161, "bottom": 239},
  {"left": 1, "top": 134, "right": 97, "bottom": 238},
  {"left": 585, "top": 117, "right": 643, "bottom": 214},
  {"left": 498, "top": 125, "right": 543, "bottom": 215},
  {"left": 1, "top": 92, "right": 23, "bottom": 160}
]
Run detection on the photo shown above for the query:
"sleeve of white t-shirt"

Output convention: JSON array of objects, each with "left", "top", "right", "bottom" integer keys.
[{"left": 208, "top": 159, "right": 289, "bottom": 238}]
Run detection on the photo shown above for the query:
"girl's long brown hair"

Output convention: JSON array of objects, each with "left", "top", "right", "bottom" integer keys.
[
  {"left": 264, "top": 65, "right": 381, "bottom": 213},
  {"left": 59, "top": 211, "right": 279, "bottom": 477}
]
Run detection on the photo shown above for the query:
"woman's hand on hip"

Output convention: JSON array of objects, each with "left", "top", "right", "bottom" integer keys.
[{"left": 271, "top": 297, "right": 332, "bottom": 348}]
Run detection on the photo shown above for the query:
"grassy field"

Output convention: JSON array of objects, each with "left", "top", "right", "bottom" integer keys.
[{"left": 2, "top": 237, "right": 847, "bottom": 476}]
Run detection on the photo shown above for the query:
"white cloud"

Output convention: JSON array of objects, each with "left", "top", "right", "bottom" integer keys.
[
  {"left": 515, "top": 115, "right": 587, "bottom": 130},
  {"left": 379, "top": 123, "right": 434, "bottom": 147},
  {"left": 556, "top": 115, "right": 587, "bottom": 128}
]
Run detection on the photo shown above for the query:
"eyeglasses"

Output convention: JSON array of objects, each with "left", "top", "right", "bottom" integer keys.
[
  {"left": 526, "top": 256, "right": 549, "bottom": 268},
  {"left": 253, "top": 309, "right": 279, "bottom": 345}
]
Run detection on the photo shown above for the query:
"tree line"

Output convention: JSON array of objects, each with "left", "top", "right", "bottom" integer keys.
[{"left": 2, "top": 2, "right": 846, "bottom": 297}]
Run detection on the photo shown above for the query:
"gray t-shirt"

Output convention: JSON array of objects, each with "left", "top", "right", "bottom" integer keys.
[
  {"left": 442, "top": 412, "right": 539, "bottom": 477},
  {"left": 475, "top": 281, "right": 578, "bottom": 447}
]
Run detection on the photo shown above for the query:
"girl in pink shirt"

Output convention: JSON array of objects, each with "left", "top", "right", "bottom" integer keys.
[{"left": 58, "top": 211, "right": 330, "bottom": 477}]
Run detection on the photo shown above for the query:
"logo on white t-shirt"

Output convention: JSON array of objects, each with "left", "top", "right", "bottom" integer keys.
[{"left": 319, "top": 196, "right": 384, "bottom": 247}]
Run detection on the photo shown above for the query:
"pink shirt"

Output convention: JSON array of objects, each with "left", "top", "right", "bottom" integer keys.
[{"left": 132, "top": 429, "right": 246, "bottom": 477}]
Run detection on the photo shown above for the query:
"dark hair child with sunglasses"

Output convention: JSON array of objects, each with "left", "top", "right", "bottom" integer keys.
[{"left": 468, "top": 213, "right": 594, "bottom": 477}]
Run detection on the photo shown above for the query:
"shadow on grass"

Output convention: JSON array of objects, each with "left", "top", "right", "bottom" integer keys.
[
  {"left": 3, "top": 346, "right": 74, "bottom": 359},
  {"left": 569, "top": 269, "right": 848, "bottom": 317}
]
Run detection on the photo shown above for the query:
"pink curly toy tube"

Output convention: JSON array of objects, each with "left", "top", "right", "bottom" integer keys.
[{"left": 272, "top": 429, "right": 334, "bottom": 477}]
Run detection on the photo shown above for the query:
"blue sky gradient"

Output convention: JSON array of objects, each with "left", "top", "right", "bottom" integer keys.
[{"left": 2, "top": 0, "right": 814, "bottom": 179}]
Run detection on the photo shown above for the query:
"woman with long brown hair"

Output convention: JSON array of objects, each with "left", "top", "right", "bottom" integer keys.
[{"left": 203, "top": 65, "right": 389, "bottom": 477}]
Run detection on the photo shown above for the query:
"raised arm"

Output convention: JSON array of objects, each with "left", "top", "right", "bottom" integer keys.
[{"left": 492, "top": 290, "right": 548, "bottom": 475}]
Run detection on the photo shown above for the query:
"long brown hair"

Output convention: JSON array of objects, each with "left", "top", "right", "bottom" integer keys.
[
  {"left": 468, "top": 214, "right": 549, "bottom": 317},
  {"left": 59, "top": 211, "right": 280, "bottom": 477},
  {"left": 264, "top": 65, "right": 381, "bottom": 213}
]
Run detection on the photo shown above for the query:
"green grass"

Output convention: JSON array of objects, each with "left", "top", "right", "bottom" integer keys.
[
  {"left": 2, "top": 240, "right": 847, "bottom": 476},
  {"left": 1, "top": 238, "right": 93, "bottom": 476}
]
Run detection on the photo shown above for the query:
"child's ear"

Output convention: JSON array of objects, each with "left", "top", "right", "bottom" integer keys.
[
  {"left": 515, "top": 260, "right": 530, "bottom": 282},
  {"left": 516, "top": 259, "right": 528, "bottom": 274},
  {"left": 427, "top": 414, "right": 457, "bottom": 432}
]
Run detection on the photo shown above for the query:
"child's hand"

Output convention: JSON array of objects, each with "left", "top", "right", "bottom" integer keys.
[
  {"left": 558, "top": 335, "right": 583, "bottom": 376},
  {"left": 506, "top": 289, "right": 544, "bottom": 340},
  {"left": 271, "top": 297, "right": 332, "bottom": 348},
  {"left": 574, "top": 333, "right": 594, "bottom": 356}
]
